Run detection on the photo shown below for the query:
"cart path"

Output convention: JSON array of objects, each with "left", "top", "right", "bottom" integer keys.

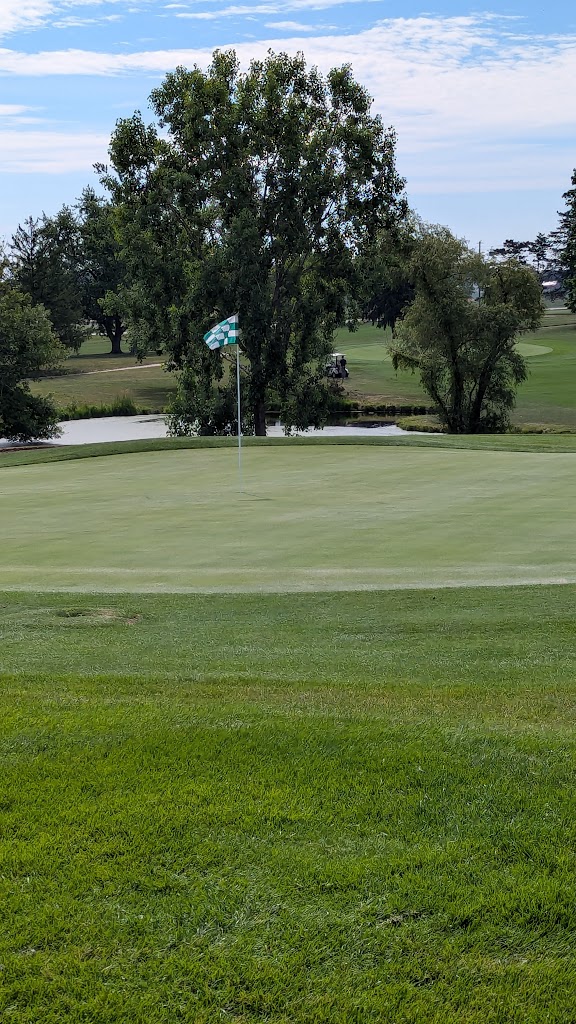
[{"left": 51, "top": 362, "right": 163, "bottom": 378}]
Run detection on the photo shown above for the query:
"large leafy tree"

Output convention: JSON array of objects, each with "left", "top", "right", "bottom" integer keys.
[
  {"left": 0, "top": 258, "right": 64, "bottom": 442},
  {"left": 390, "top": 228, "right": 544, "bottom": 433},
  {"left": 358, "top": 219, "right": 418, "bottom": 332},
  {"left": 76, "top": 188, "right": 128, "bottom": 355},
  {"left": 10, "top": 212, "right": 86, "bottom": 352},
  {"left": 102, "top": 49, "right": 406, "bottom": 434}
]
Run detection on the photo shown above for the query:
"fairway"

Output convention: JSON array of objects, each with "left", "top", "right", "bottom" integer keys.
[
  {"left": 2, "top": 444, "right": 576, "bottom": 591},
  {"left": 2, "top": 442, "right": 576, "bottom": 1023},
  {"left": 30, "top": 317, "right": 576, "bottom": 428}
]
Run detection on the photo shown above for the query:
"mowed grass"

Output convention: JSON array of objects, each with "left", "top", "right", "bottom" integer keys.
[
  {"left": 48, "top": 333, "right": 163, "bottom": 374},
  {"left": 1, "top": 444, "right": 576, "bottom": 591},
  {"left": 1, "top": 585, "right": 576, "bottom": 1022},
  {"left": 28, "top": 334, "right": 174, "bottom": 410},
  {"left": 514, "top": 328, "right": 576, "bottom": 426},
  {"left": 2, "top": 443, "right": 576, "bottom": 1020},
  {"left": 29, "top": 314, "right": 576, "bottom": 426},
  {"left": 31, "top": 363, "right": 175, "bottom": 412},
  {"left": 338, "top": 322, "right": 576, "bottom": 427}
]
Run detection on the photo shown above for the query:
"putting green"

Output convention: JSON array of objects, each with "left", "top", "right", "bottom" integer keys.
[
  {"left": 516, "top": 341, "right": 553, "bottom": 357},
  {"left": 343, "top": 339, "right": 552, "bottom": 362},
  {"left": 1, "top": 445, "right": 576, "bottom": 592}
]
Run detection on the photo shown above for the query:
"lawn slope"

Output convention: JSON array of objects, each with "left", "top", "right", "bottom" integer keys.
[{"left": 1, "top": 586, "right": 575, "bottom": 1023}]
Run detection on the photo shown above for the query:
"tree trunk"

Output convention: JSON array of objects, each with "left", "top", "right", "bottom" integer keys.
[
  {"left": 109, "top": 316, "right": 124, "bottom": 355},
  {"left": 253, "top": 397, "right": 267, "bottom": 436}
]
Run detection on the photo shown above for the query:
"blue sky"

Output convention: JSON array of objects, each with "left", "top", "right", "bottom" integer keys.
[{"left": 0, "top": 0, "right": 575, "bottom": 250}]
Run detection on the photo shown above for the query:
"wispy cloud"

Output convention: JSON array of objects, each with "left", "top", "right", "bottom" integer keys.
[
  {"left": 0, "top": 0, "right": 126, "bottom": 39},
  {"left": 264, "top": 20, "right": 326, "bottom": 31},
  {"left": 174, "top": 0, "right": 377, "bottom": 17},
  {"left": 0, "top": 15, "right": 575, "bottom": 194},
  {"left": 0, "top": 103, "right": 30, "bottom": 116},
  {"left": 0, "top": 129, "right": 109, "bottom": 171},
  {"left": 53, "top": 13, "right": 123, "bottom": 28},
  {"left": 0, "top": 0, "right": 55, "bottom": 37},
  {"left": 0, "top": 102, "right": 45, "bottom": 124}
]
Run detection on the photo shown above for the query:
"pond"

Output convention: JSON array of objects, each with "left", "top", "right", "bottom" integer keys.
[{"left": 1, "top": 415, "right": 426, "bottom": 449}]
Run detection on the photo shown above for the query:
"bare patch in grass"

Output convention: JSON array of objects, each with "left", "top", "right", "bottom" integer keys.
[{"left": 55, "top": 607, "right": 141, "bottom": 625}]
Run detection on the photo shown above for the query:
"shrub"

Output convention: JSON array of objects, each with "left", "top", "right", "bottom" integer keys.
[{"left": 59, "top": 395, "right": 142, "bottom": 421}]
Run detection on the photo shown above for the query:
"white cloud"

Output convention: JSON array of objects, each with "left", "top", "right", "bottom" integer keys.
[
  {"left": 0, "top": 0, "right": 126, "bottom": 39},
  {"left": 0, "top": 102, "right": 46, "bottom": 125},
  {"left": 53, "top": 13, "right": 123, "bottom": 27},
  {"left": 0, "top": 0, "right": 54, "bottom": 37},
  {"left": 264, "top": 20, "right": 321, "bottom": 31},
  {"left": 174, "top": 0, "right": 376, "bottom": 17},
  {"left": 0, "top": 103, "right": 30, "bottom": 115},
  {"left": 0, "top": 128, "right": 109, "bottom": 171},
  {"left": 0, "top": 16, "right": 575, "bottom": 193}
]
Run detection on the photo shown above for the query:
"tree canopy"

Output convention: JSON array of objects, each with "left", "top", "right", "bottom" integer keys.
[
  {"left": 390, "top": 228, "right": 544, "bottom": 434},
  {"left": 76, "top": 188, "right": 128, "bottom": 355},
  {"left": 0, "top": 260, "right": 64, "bottom": 442},
  {"left": 101, "top": 49, "right": 407, "bottom": 434},
  {"left": 9, "top": 212, "right": 86, "bottom": 352}
]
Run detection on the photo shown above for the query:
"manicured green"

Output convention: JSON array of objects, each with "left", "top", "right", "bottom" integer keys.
[
  {"left": 1, "top": 585, "right": 576, "bottom": 1022},
  {"left": 4, "top": 431, "right": 576, "bottom": 472},
  {"left": 336, "top": 325, "right": 425, "bottom": 403},
  {"left": 2, "top": 444, "right": 576, "bottom": 592}
]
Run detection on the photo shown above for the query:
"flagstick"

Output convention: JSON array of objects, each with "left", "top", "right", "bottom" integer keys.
[{"left": 236, "top": 343, "right": 243, "bottom": 492}]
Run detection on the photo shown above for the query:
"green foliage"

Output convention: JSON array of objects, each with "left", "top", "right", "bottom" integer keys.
[
  {"left": 76, "top": 187, "right": 128, "bottom": 354},
  {"left": 59, "top": 394, "right": 140, "bottom": 420},
  {"left": 9, "top": 212, "right": 87, "bottom": 352},
  {"left": 390, "top": 228, "right": 544, "bottom": 433},
  {"left": 167, "top": 366, "right": 253, "bottom": 436},
  {"left": 488, "top": 237, "right": 532, "bottom": 263},
  {"left": 359, "top": 218, "right": 416, "bottom": 330},
  {"left": 102, "top": 49, "right": 406, "bottom": 434},
  {"left": 0, "top": 267, "right": 64, "bottom": 441}
]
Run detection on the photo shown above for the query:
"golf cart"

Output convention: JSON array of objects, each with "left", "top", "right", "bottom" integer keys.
[{"left": 325, "top": 352, "right": 349, "bottom": 379}]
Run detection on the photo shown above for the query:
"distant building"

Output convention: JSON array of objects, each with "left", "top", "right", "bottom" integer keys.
[{"left": 540, "top": 271, "right": 566, "bottom": 301}]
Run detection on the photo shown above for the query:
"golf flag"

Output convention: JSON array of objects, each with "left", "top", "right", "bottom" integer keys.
[
  {"left": 202, "top": 313, "right": 244, "bottom": 490},
  {"left": 204, "top": 314, "right": 239, "bottom": 350}
]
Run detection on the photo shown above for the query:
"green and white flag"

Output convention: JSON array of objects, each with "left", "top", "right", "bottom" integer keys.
[{"left": 204, "top": 314, "right": 239, "bottom": 350}]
